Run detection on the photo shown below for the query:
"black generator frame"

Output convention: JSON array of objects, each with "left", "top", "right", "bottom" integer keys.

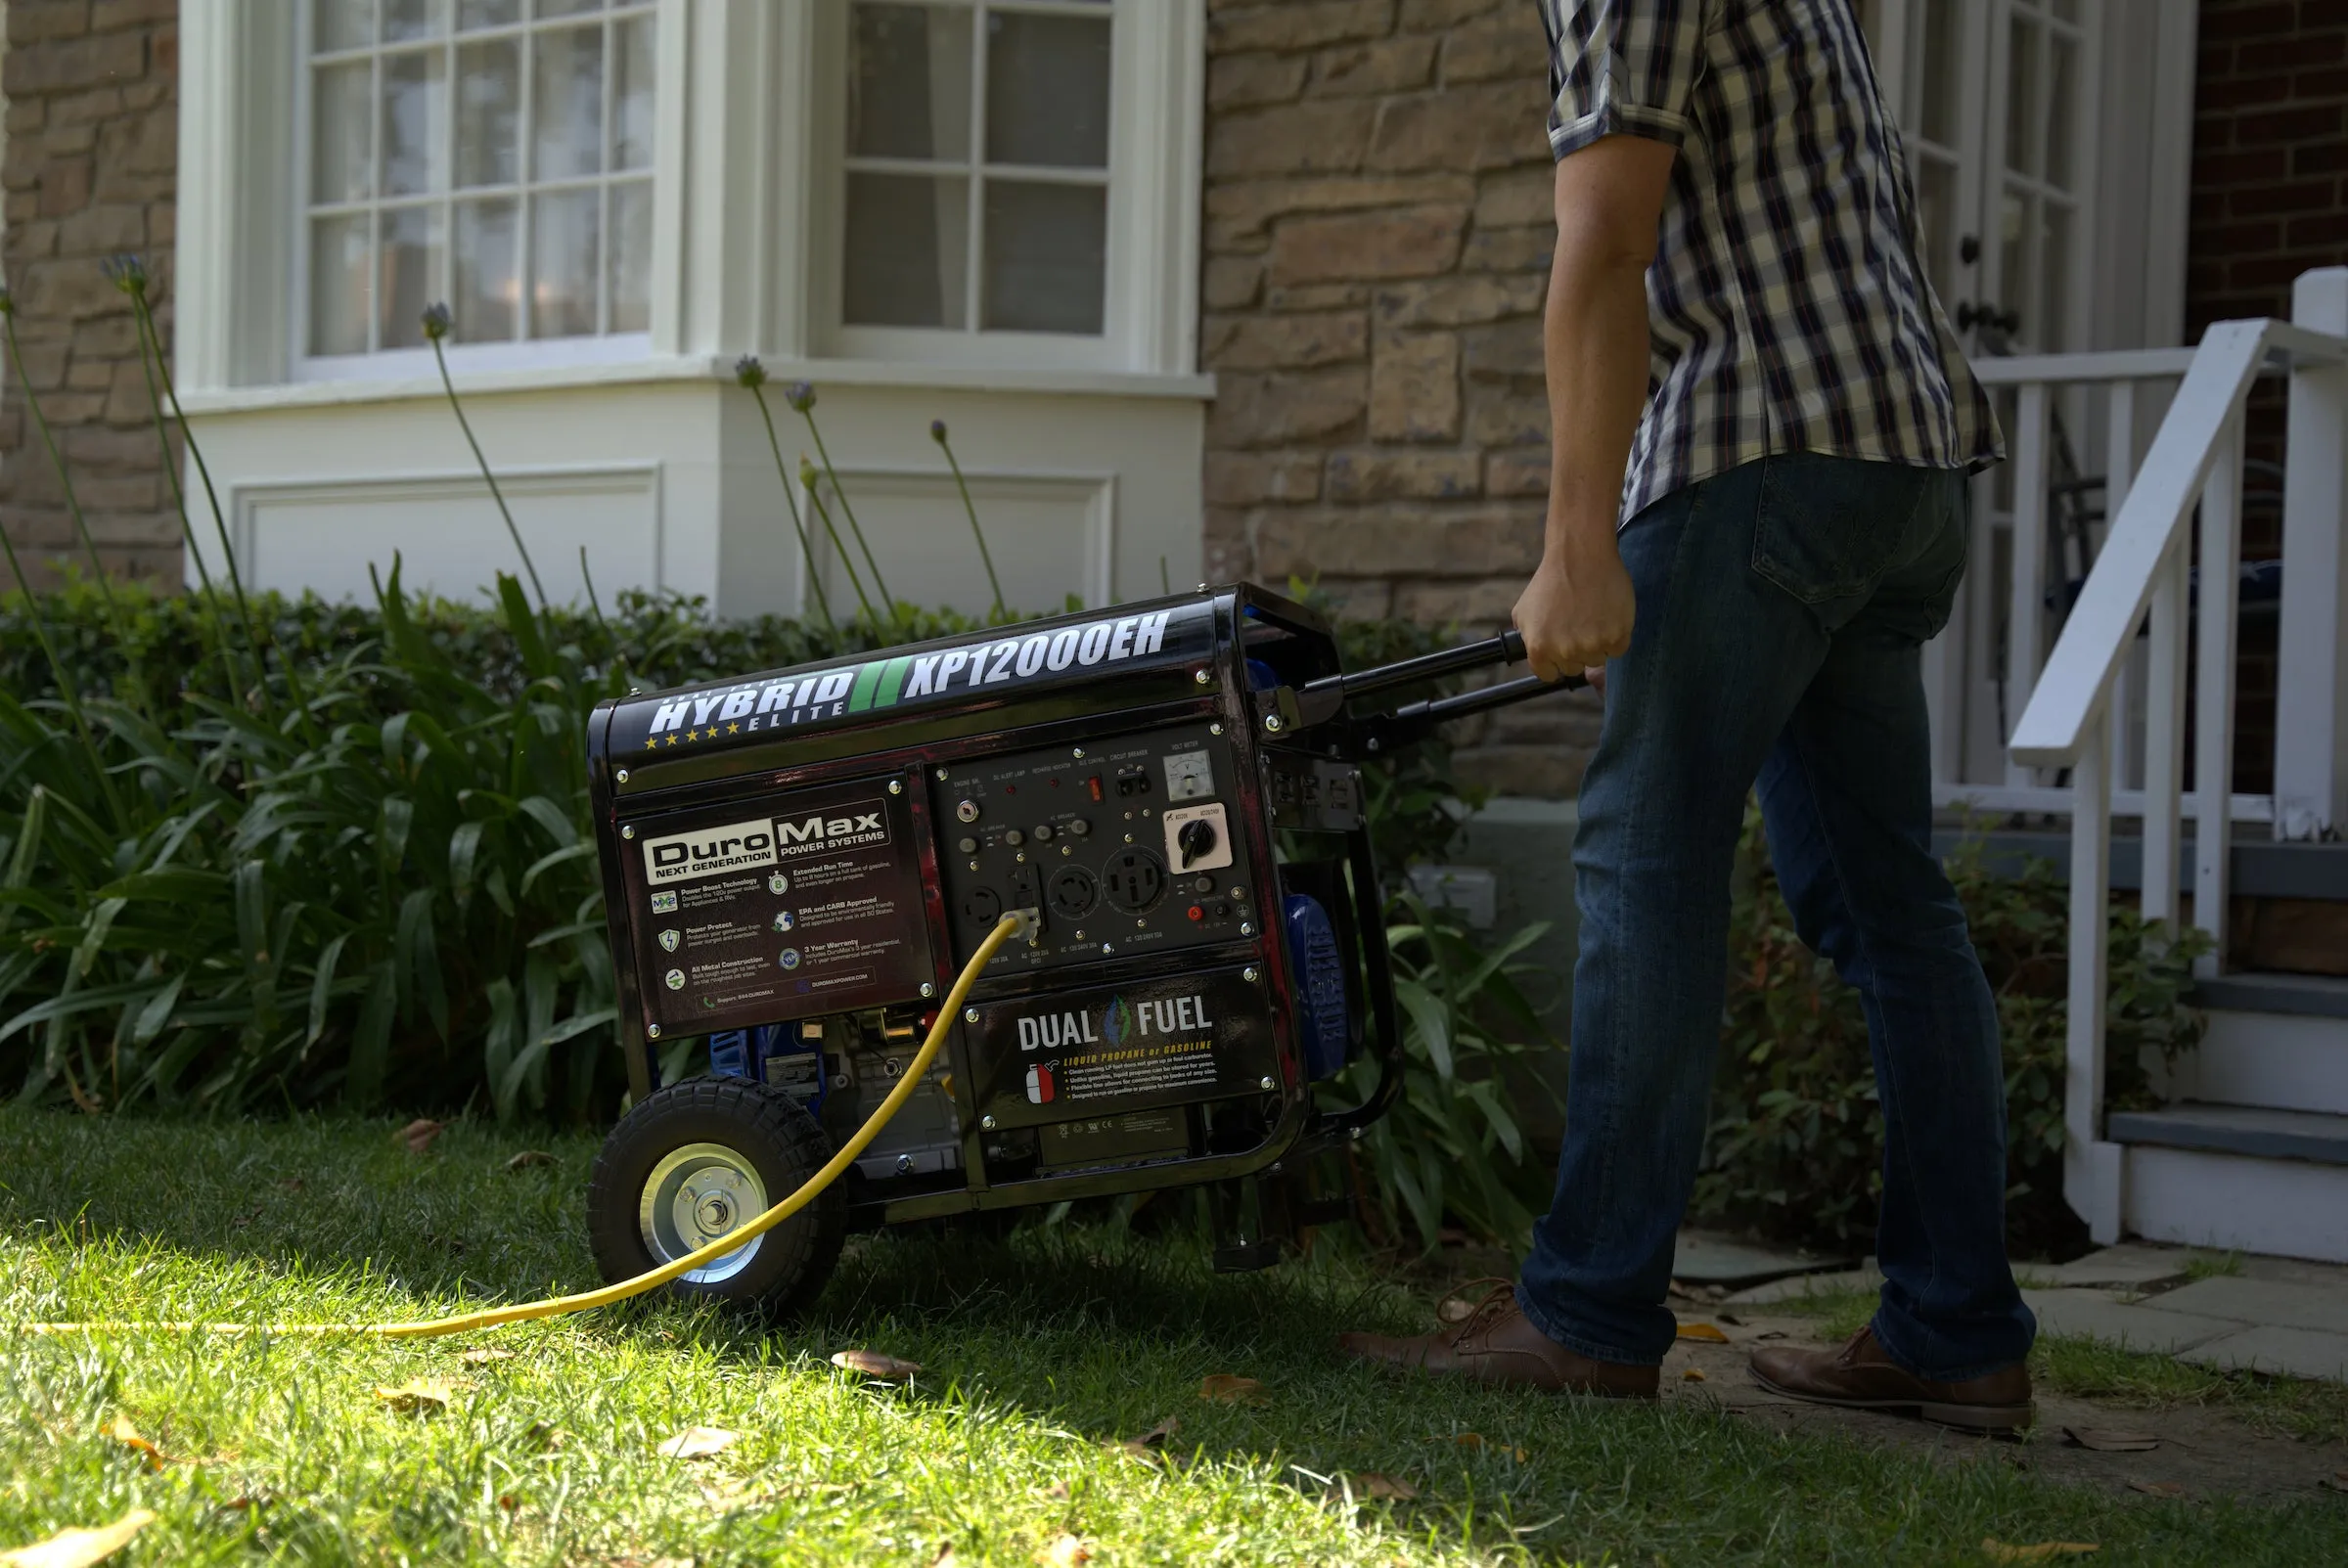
[{"left": 585, "top": 583, "right": 1572, "bottom": 1237}]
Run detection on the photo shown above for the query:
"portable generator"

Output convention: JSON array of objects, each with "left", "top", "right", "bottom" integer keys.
[{"left": 580, "top": 585, "right": 1576, "bottom": 1314}]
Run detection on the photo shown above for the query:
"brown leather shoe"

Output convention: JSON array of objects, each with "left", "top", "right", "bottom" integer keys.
[
  {"left": 1749, "top": 1324, "right": 2034, "bottom": 1432},
  {"left": 1338, "top": 1284, "right": 1659, "bottom": 1398}
]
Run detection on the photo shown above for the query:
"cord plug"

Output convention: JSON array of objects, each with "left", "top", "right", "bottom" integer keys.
[{"left": 1008, "top": 907, "right": 1045, "bottom": 946}]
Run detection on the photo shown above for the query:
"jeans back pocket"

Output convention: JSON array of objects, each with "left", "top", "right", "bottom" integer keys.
[{"left": 1750, "top": 451, "right": 1943, "bottom": 627}]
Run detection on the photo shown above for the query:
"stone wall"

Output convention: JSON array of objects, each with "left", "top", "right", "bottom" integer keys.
[
  {"left": 1197, "top": 0, "right": 1602, "bottom": 797},
  {"left": 0, "top": 0, "right": 180, "bottom": 592}
]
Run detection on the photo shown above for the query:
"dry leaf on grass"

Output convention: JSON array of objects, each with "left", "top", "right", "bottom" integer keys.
[
  {"left": 1681, "top": 1367, "right": 1707, "bottom": 1382},
  {"left": 832, "top": 1349, "right": 922, "bottom": 1380},
  {"left": 1676, "top": 1322, "right": 1731, "bottom": 1344},
  {"left": 2317, "top": 1469, "right": 2348, "bottom": 1493},
  {"left": 1352, "top": 1472, "right": 1419, "bottom": 1501},
  {"left": 1198, "top": 1373, "right": 1267, "bottom": 1405},
  {"left": 1982, "top": 1541, "right": 2098, "bottom": 1561},
  {"left": 396, "top": 1118, "right": 446, "bottom": 1154},
  {"left": 1038, "top": 1534, "right": 1092, "bottom": 1566},
  {"left": 458, "top": 1347, "right": 516, "bottom": 1367},
  {"left": 98, "top": 1415, "right": 164, "bottom": 1471},
  {"left": 505, "top": 1149, "right": 556, "bottom": 1172},
  {"left": 276, "top": 1177, "right": 305, "bottom": 1193},
  {"left": 2127, "top": 1480, "right": 2187, "bottom": 1499},
  {"left": 932, "top": 1545, "right": 962, "bottom": 1568},
  {"left": 1106, "top": 1415, "right": 1179, "bottom": 1461},
  {"left": 375, "top": 1378, "right": 458, "bottom": 1413},
  {"left": 522, "top": 1421, "right": 566, "bottom": 1451},
  {"left": 1452, "top": 1433, "right": 1527, "bottom": 1461},
  {"left": 2062, "top": 1427, "right": 2159, "bottom": 1454},
  {"left": 0, "top": 1508, "right": 158, "bottom": 1568},
  {"left": 656, "top": 1425, "right": 741, "bottom": 1459}
]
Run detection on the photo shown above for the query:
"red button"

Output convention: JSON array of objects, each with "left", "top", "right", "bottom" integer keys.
[{"left": 1188, "top": 905, "right": 1204, "bottom": 921}]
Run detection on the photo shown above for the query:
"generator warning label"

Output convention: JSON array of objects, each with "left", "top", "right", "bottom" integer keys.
[
  {"left": 622, "top": 777, "right": 934, "bottom": 1034},
  {"left": 968, "top": 967, "right": 1279, "bottom": 1130}
]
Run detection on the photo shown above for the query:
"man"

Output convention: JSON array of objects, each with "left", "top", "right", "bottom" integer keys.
[{"left": 1340, "top": 0, "right": 2037, "bottom": 1431}]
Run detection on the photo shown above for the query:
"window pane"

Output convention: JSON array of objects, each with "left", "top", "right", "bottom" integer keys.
[
  {"left": 2038, "top": 202, "right": 2071, "bottom": 352},
  {"left": 530, "top": 187, "right": 601, "bottom": 337},
  {"left": 850, "top": 4, "right": 972, "bottom": 161},
  {"left": 380, "top": 204, "right": 446, "bottom": 348},
  {"left": 609, "top": 179, "right": 654, "bottom": 332},
  {"left": 1916, "top": 154, "right": 1957, "bottom": 305},
  {"left": 1919, "top": 0, "right": 1959, "bottom": 148},
  {"left": 455, "top": 198, "right": 518, "bottom": 340},
  {"left": 612, "top": 13, "right": 656, "bottom": 172},
  {"left": 534, "top": 24, "right": 605, "bottom": 180},
  {"left": 2005, "top": 16, "right": 2040, "bottom": 179},
  {"left": 457, "top": 0, "right": 519, "bottom": 28},
  {"left": 313, "top": 60, "right": 375, "bottom": 202},
  {"left": 382, "top": 49, "right": 448, "bottom": 197},
  {"left": 311, "top": 213, "right": 374, "bottom": 354},
  {"left": 2047, "top": 33, "right": 2078, "bottom": 190},
  {"left": 844, "top": 171, "right": 969, "bottom": 328},
  {"left": 982, "top": 180, "right": 1103, "bottom": 334},
  {"left": 457, "top": 39, "right": 520, "bottom": 187},
  {"left": 314, "top": 0, "right": 375, "bottom": 53},
  {"left": 384, "top": 0, "right": 449, "bottom": 43},
  {"left": 539, "top": 0, "right": 603, "bottom": 15},
  {"left": 985, "top": 12, "right": 1109, "bottom": 169}
]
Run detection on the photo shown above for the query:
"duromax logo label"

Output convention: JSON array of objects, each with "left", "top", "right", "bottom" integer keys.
[
  {"left": 642, "top": 817, "right": 778, "bottom": 886},
  {"left": 773, "top": 803, "right": 889, "bottom": 860}
]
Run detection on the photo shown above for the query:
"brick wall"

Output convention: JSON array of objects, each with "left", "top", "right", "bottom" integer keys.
[
  {"left": 2187, "top": 0, "right": 2348, "bottom": 794},
  {"left": 1198, "top": 0, "right": 1603, "bottom": 797},
  {"left": 0, "top": 0, "right": 180, "bottom": 592}
]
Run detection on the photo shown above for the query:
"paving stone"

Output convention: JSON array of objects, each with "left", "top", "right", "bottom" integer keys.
[
  {"left": 2022, "top": 1289, "right": 2238, "bottom": 1354},
  {"left": 1723, "top": 1265, "right": 1883, "bottom": 1307},
  {"left": 1672, "top": 1230, "right": 1856, "bottom": 1289},
  {"left": 2145, "top": 1277, "right": 2348, "bottom": 1334},
  {"left": 2013, "top": 1244, "right": 2191, "bottom": 1292},
  {"left": 2177, "top": 1325, "right": 2348, "bottom": 1381}
]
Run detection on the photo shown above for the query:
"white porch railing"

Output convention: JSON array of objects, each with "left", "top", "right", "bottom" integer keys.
[{"left": 1985, "top": 267, "right": 2348, "bottom": 1241}]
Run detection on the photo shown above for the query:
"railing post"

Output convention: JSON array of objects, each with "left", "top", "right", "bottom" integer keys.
[
  {"left": 2143, "top": 535, "right": 2189, "bottom": 927},
  {"left": 2276, "top": 267, "right": 2348, "bottom": 840},
  {"left": 2106, "top": 381, "right": 2141, "bottom": 788},
  {"left": 2006, "top": 382, "right": 2052, "bottom": 788},
  {"left": 2193, "top": 408, "right": 2246, "bottom": 975},
  {"left": 2063, "top": 708, "right": 2122, "bottom": 1242}
]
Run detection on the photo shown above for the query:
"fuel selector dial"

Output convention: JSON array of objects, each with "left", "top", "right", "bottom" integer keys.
[{"left": 1161, "top": 802, "right": 1234, "bottom": 874}]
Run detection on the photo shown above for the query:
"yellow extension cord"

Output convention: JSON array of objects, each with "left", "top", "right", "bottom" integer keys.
[{"left": 23, "top": 912, "right": 1029, "bottom": 1341}]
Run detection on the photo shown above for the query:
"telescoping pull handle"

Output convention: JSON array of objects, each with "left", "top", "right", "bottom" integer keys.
[{"left": 1270, "top": 628, "right": 1587, "bottom": 739}]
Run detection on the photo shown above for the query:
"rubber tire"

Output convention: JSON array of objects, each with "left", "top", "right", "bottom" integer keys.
[{"left": 587, "top": 1077, "right": 846, "bottom": 1319}]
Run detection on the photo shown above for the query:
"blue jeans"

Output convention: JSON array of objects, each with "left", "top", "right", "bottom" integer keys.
[{"left": 1515, "top": 452, "right": 2035, "bottom": 1381}]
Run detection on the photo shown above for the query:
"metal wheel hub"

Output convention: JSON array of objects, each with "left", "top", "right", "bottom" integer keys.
[{"left": 639, "top": 1142, "right": 769, "bottom": 1283}]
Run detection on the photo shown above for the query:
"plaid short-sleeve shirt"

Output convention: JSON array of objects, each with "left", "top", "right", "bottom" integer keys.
[{"left": 1538, "top": 0, "right": 2002, "bottom": 523}]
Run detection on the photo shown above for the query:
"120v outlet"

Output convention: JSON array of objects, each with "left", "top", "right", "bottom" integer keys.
[
  {"left": 1048, "top": 866, "right": 1099, "bottom": 919},
  {"left": 1102, "top": 848, "right": 1166, "bottom": 913}
]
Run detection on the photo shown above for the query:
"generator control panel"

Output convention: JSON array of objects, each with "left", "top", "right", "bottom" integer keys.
[{"left": 931, "top": 724, "right": 1258, "bottom": 976}]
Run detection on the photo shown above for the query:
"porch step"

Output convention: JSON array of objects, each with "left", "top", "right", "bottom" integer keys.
[
  {"left": 1931, "top": 828, "right": 2348, "bottom": 902},
  {"left": 2107, "top": 1102, "right": 2348, "bottom": 1165},
  {"left": 2191, "top": 972, "right": 2348, "bottom": 1018},
  {"left": 2120, "top": 1139, "right": 2348, "bottom": 1264}
]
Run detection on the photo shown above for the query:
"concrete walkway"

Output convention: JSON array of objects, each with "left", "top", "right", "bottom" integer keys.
[{"left": 1720, "top": 1241, "right": 2348, "bottom": 1382}]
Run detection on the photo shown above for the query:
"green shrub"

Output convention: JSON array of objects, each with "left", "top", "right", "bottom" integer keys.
[{"left": 1694, "top": 804, "right": 2207, "bottom": 1257}]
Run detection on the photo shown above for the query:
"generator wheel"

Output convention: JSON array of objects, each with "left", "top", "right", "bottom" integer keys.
[{"left": 587, "top": 1077, "right": 845, "bottom": 1318}]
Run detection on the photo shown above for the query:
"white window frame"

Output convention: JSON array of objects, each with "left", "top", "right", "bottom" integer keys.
[
  {"left": 803, "top": 0, "right": 1201, "bottom": 375},
  {"left": 289, "top": 0, "right": 667, "bottom": 383},
  {"left": 173, "top": 0, "right": 1200, "bottom": 398}
]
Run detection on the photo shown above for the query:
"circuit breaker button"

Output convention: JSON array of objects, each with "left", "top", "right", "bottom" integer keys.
[
  {"left": 958, "top": 836, "right": 978, "bottom": 855},
  {"left": 1005, "top": 829, "right": 1025, "bottom": 847}
]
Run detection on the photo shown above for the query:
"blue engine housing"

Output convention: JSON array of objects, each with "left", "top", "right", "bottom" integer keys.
[{"left": 1283, "top": 894, "right": 1352, "bottom": 1080}]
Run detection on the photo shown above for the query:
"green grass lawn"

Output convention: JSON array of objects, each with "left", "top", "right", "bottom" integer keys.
[{"left": 4, "top": 1110, "right": 2345, "bottom": 1566}]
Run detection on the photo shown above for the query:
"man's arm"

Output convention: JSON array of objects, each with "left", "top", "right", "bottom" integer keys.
[{"left": 1512, "top": 134, "right": 1676, "bottom": 685}]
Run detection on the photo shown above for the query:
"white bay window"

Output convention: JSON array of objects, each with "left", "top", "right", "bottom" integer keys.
[{"left": 175, "top": 0, "right": 1207, "bottom": 617}]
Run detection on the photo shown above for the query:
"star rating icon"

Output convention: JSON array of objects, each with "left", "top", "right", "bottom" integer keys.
[
  {"left": 726, "top": 722, "right": 741, "bottom": 735},
  {"left": 664, "top": 734, "right": 678, "bottom": 746},
  {"left": 644, "top": 738, "right": 658, "bottom": 751}
]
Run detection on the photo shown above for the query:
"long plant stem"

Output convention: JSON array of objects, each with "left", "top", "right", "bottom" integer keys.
[
  {"left": 796, "top": 411, "right": 896, "bottom": 618},
  {"left": 429, "top": 335, "right": 550, "bottom": 612},
  {"left": 0, "top": 313, "right": 148, "bottom": 703},
  {"left": 801, "top": 470, "right": 877, "bottom": 625},
  {"left": 130, "top": 290, "right": 296, "bottom": 723},
  {"left": 121, "top": 294, "right": 246, "bottom": 700},
  {"left": 936, "top": 430, "right": 1006, "bottom": 621},
  {"left": 746, "top": 385, "right": 834, "bottom": 630},
  {"left": 0, "top": 511, "right": 123, "bottom": 825}
]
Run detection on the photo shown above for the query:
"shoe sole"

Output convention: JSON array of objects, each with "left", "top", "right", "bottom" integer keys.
[{"left": 1750, "top": 1368, "right": 2033, "bottom": 1433}]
